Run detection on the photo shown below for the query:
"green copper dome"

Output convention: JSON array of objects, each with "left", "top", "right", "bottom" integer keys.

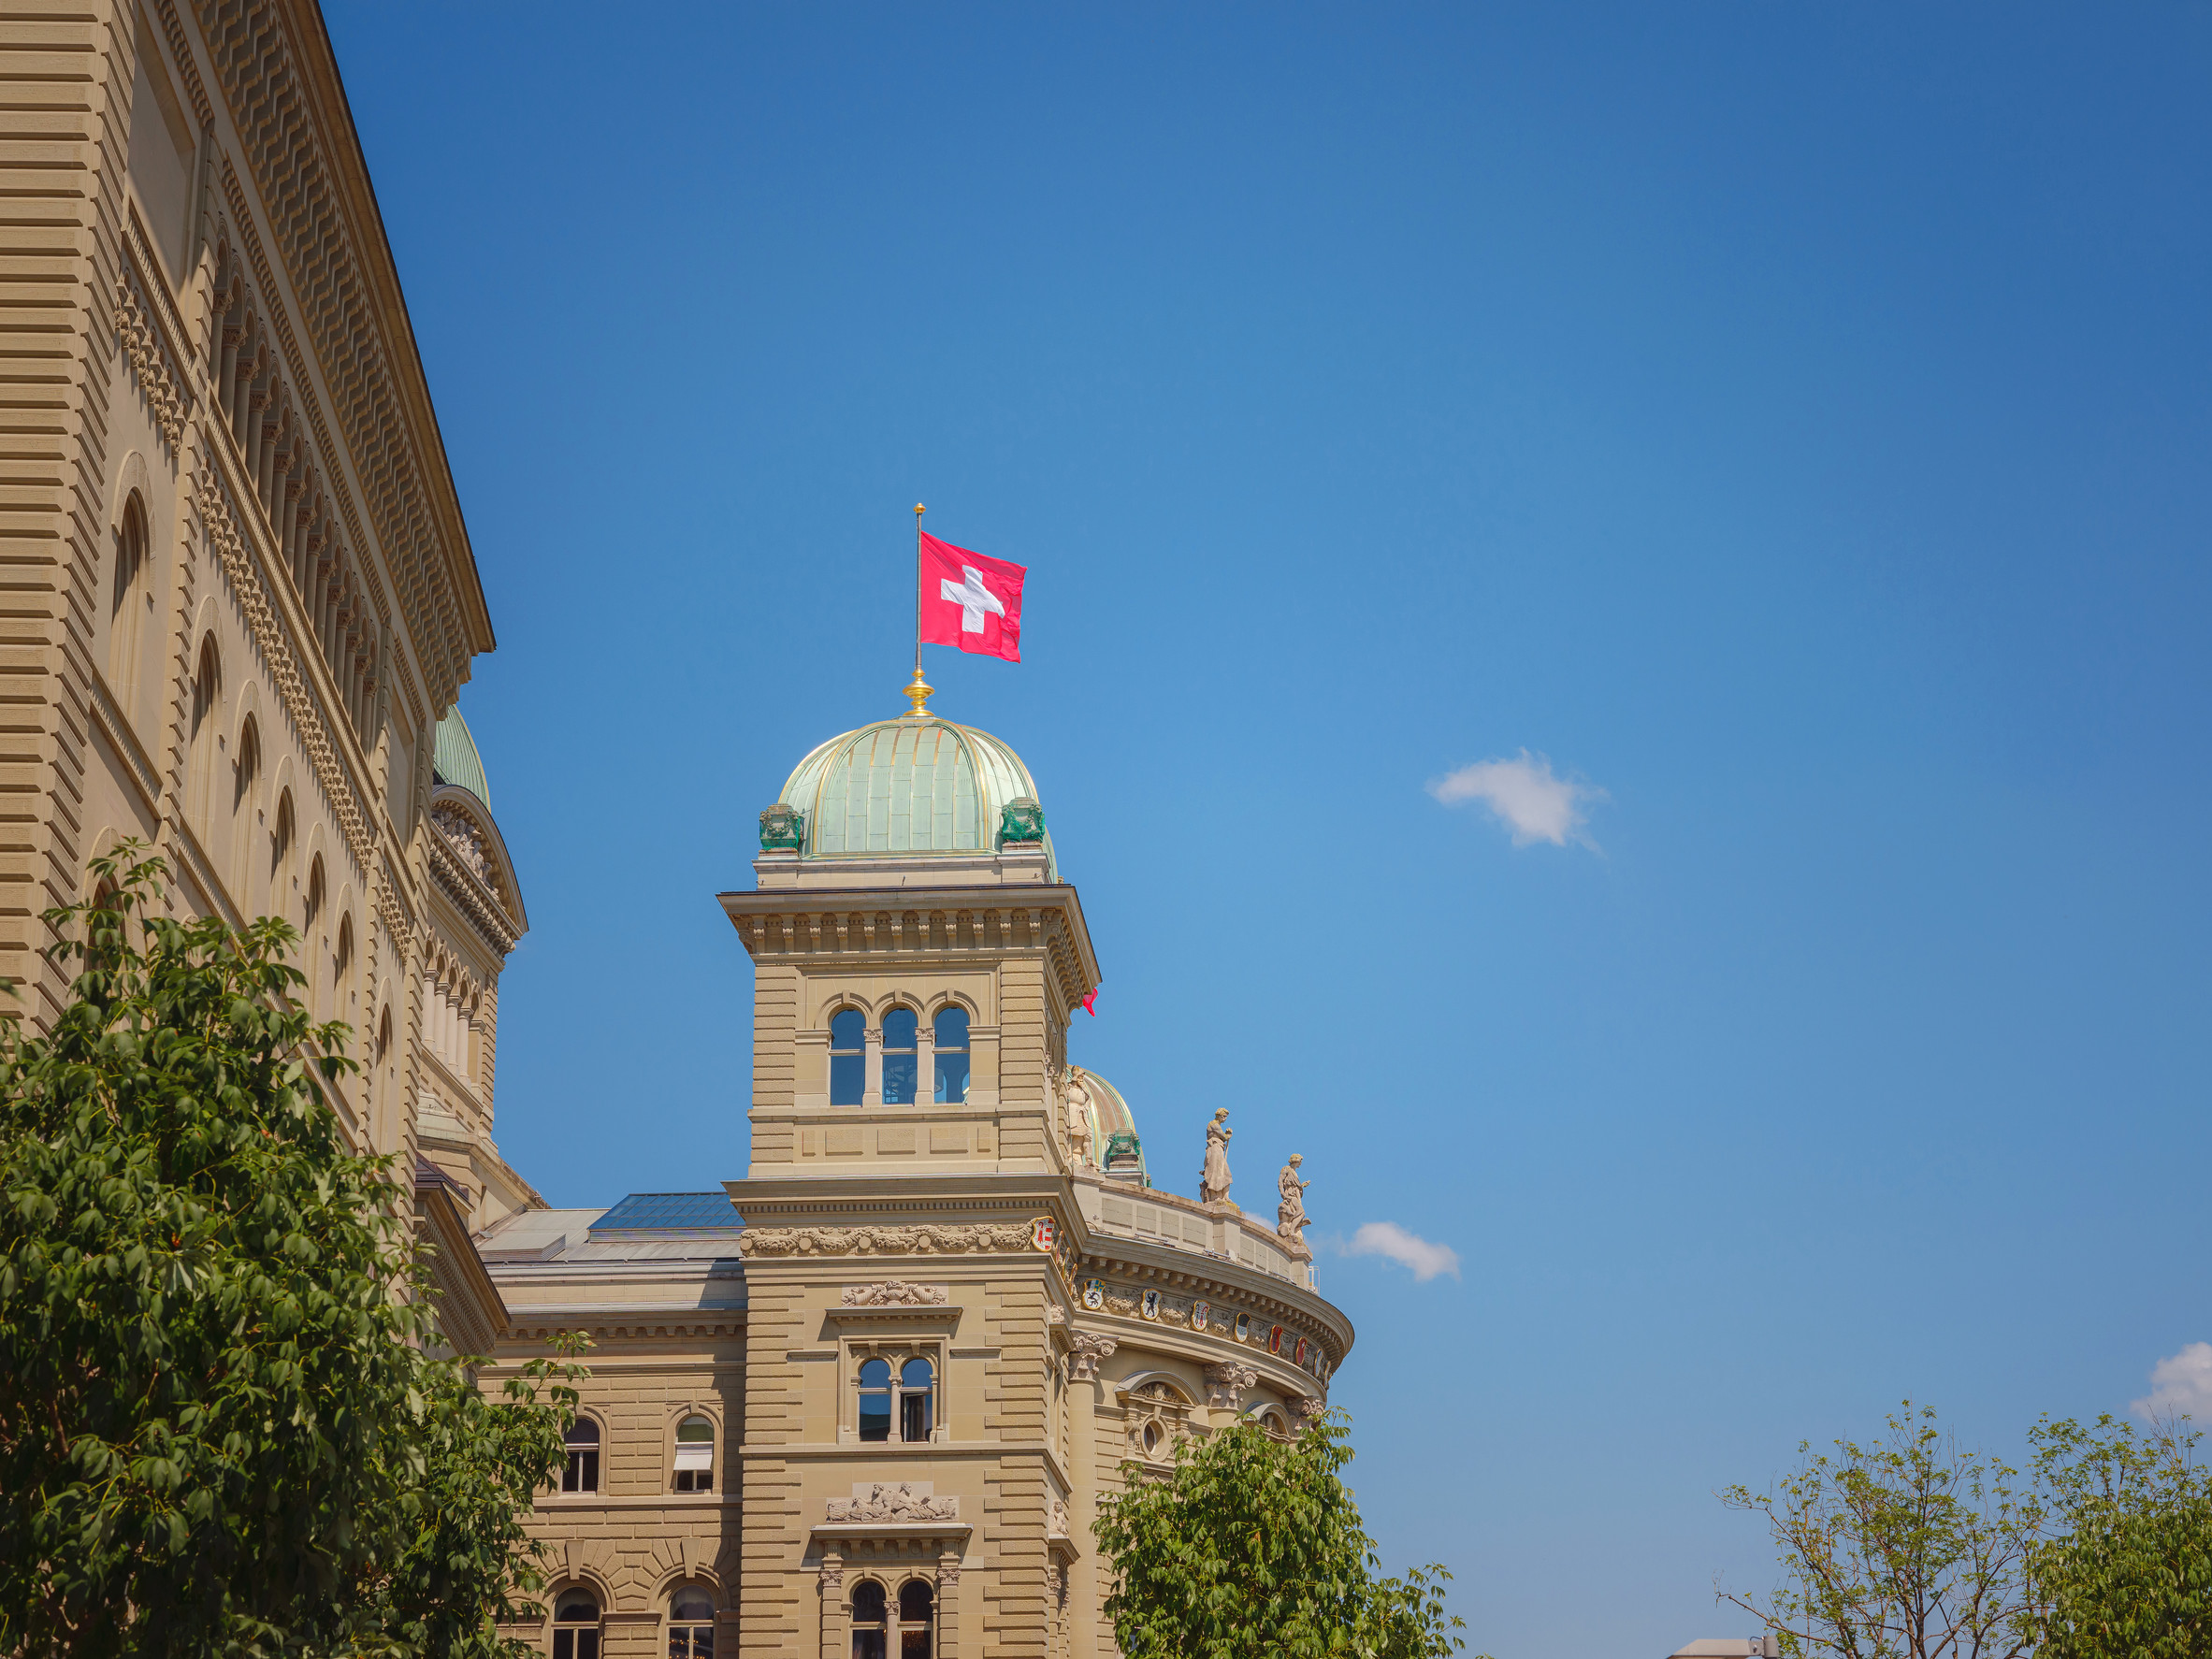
[
  {"left": 432, "top": 709, "right": 488, "bottom": 803},
  {"left": 777, "top": 715, "right": 1053, "bottom": 876}
]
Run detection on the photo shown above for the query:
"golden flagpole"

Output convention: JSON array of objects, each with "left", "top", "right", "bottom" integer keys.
[{"left": 904, "top": 503, "right": 933, "bottom": 717}]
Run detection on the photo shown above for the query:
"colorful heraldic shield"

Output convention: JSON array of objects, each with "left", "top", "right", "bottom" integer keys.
[
  {"left": 1031, "top": 1217, "right": 1055, "bottom": 1251},
  {"left": 1141, "top": 1289, "right": 1160, "bottom": 1320},
  {"left": 1083, "top": 1279, "right": 1105, "bottom": 1310},
  {"left": 1192, "top": 1301, "right": 1210, "bottom": 1332}
]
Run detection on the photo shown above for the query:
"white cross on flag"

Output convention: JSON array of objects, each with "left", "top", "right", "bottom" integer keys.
[{"left": 918, "top": 531, "right": 1026, "bottom": 662}]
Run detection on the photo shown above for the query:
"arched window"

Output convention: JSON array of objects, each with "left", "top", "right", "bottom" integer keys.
[
  {"left": 858, "top": 1358, "right": 892, "bottom": 1443},
  {"left": 334, "top": 913, "right": 354, "bottom": 1005},
  {"left": 669, "top": 1585, "right": 716, "bottom": 1659},
  {"left": 898, "top": 1581, "right": 934, "bottom": 1658},
  {"left": 231, "top": 715, "right": 260, "bottom": 896},
  {"left": 829, "top": 1007, "right": 864, "bottom": 1106},
  {"left": 108, "top": 493, "right": 147, "bottom": 707},
  {"left": 932, "top": 1007, "right": 968, "bottom": 1104},
  {"left": 672, "top": 1414, "right": 715, "bottom": 1493},
  {"left": 849, "top": 1580, "right": 887, "bottom": 1659},
  {"left": 880, "top": 1006, "right": 917, "bottom": 1105},
  {"left": 374, "top": 1007, "right": 393, "bottom": 1147},
  {"left": 188, "top": 636, "right": 220, "bottom": 830},
  {"left": 560, "top": 1417, "right": 599, "bottom": 1492},
  {"left": 900, "top": 1357, "right": 933, "bottom": 1443},
  {"left": 304, "top": 856, "right": 325, "bottom": 1015},
  {"left": 271, "top": 788, "right": 294, "bottom": 893},
  {"left": 552, "top": 1591, "right": 600, "bottom": 1659}
]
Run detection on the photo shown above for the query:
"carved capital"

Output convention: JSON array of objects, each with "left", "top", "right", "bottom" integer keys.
[
  {"left": 1204, "top": 1362, "right": 1259, "bottom": 1411},
  {"left": 1068, "top": 1333, "right": 1117, "bottom": 1381}
]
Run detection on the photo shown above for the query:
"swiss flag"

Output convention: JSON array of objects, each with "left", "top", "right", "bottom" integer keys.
[{"left": 919, "top": 532, "right": 1025, "bottom": 663}]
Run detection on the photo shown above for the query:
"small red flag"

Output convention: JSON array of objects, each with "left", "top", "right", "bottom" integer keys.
[
  {"left": 919, "top": 532, "right": 1025, "bottom": 663},
  {"left": 1081, "top": 988, "right": 1099, "bottom": 1016}
]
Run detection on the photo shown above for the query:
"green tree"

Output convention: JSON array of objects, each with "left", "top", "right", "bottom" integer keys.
[
  {"left": 1092, "top": 1407, "right": 1469, "bottom": 1659},
  {"left": 0, "top": 847, "right": 581, "bottom": 1659},
  {"left": 2030, "top": 1414, "right": 2212, "bottom": 1659},
  {"left": 1718, "top": 1403, "right": 2044, "bottom": 1659}
]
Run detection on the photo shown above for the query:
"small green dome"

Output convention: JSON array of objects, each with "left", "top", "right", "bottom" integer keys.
[
  {"left": 1070, "top": 1067, "right": 1146, "bottom": 1178},
  {"left": 432, "top": 709, "right": 488, "bottom": 804},
  {"left": 777, "top": 715, "right": 1053, "bottom": 876}
]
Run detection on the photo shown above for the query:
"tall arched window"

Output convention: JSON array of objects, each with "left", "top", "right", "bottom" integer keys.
[
  {"left": 858, "top": 1358, "right": 892, "bottom": 1443},
  {"left": 374, "top": 1008, "right": 393, "bottom": 1148},
  {"left": 672, "top": 1414, "right": 714, "bottom": 1492},
  {"left": 230, "top": 715, "right": 260, "bottom": 896},
  {"left": 898, "top": 1580, "right": 935, "bottom": 1659},
  {"left": 849, "top": 1581, "right": 887, "bottom": 1659},
  {"left": 304, "top": 856, "right": 325, "bottom": 1016},
  {"left": 108, "top": 493, "right": 147, "bottom": 710},
  {"left": 334, "top": 914, "right": 354, "bottom": 1008},
  {"left": 270, "top": 788, "right": 295, "bottom": 902},
  {"left": 880, "top": 1007, "right": 917, "bottom": 1105},
  {"left": 829, "top": 1007, "right": 864, "bottom": 1106},
  {"left": 552, "top": 1591, "right": 600, "bottom": 1659},
  {"left": 188, "top": 636, "right": 220, "bottom": 831},
  {"left": 900, "top": 1357, "right": 934, "bottom": 1443},
  {"left": 669, "top": 1586, "right": 715, "bottom": 1659},
  {"left": 560, "top": 1418, "right": 600, "bottom": 1492},
  {"left": 932, "top": 1007, "right": 968, "bottom": 1104}
]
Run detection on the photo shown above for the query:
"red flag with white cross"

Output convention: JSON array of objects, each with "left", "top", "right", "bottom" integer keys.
[{"left": 918, "top": 530, "right": 1025, "bottom": 663}]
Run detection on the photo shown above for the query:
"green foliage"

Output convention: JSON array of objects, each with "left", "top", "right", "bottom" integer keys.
[
  {"left": 0, "top": 847, "right": 582, "bottom": 1659},
  {"left": 1092, "top": 1408, "right": 1469, "bottom": 1659},
  {"left": 1719, "top": 1404, "right": 2043, "bottom": 1659},
  {"left": 2031, "top": 1415, "right": 2212, "bottom": 1659},
  {"left": 1723, "top": 1405, "right": 2212, "bottom": 1659}
]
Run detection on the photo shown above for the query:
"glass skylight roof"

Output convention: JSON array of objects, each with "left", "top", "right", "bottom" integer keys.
[{"left": 588, "top": 1192, "right": 743, "bottom": 1233}]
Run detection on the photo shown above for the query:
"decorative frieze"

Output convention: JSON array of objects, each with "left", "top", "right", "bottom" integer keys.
[
  {"left": 842, "top": 1281, "right": 947, "bottom": 1306},
  {"left": 829, "top": 1483, "right": 960, "bottom": 1522},
  {"left": 115, "top": 252, "right": 188, "bottom": 448},
  {"left": 738, "top": 1223, "right": 1033, "bottom": 1259}
]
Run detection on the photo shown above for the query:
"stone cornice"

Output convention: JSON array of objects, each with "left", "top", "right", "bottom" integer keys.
[
  {"left": 719, "top": 885, "right": 1102, "bottom": 1024},
  {"left": 182, "top": 0, "right": 492, "bottom": 725}
]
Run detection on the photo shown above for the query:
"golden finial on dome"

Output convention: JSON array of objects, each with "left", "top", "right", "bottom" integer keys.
[{"left": 903, "top": 667, "right": 933, "bottom": 718}]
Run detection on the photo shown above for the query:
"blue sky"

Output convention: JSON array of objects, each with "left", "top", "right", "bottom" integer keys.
[{"left": 324, "top": 5, "right": 2212, "bottom": 1653}]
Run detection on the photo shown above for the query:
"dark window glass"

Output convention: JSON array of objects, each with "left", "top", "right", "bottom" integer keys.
[
  {"left": 673, "top": 1414, "right": 714, "bottom": 1492},
  {"left": 830, "top": 1009, "right": 864, "bottom": 1105},
  {"left": 561, "top": 1419, "right": 600, "bottom": 1493},
  {"left": 881, "top": 1008, "right": 917, "bottom": 1104},
  {"left": 899, "top": 1580, "right": 933, "bottom": 1622},
  {"left": 859, "top": 1358, "right": 891, "bottom": 1442},
  {"left": 853, "top": 1579, "right": 888, "bottom": 1656},
  {"left": 671, "top": 1587, "right": 715, "bottom": 1659},
  {"left": 900, "top": 1358, "right": 933, "bottom": 1442},
  {"left": 932, "top": 1007, "right": 968, "bottom": 1104},
  {"left": 556, "top": 1593, "right": 600, "bottom": 1659}
]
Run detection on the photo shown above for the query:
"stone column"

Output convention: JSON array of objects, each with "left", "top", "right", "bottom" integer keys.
[
  {"left": 1070, "top": 1367, "right": 1103, "bottom": 1656},
  {"left": 936, "top": 1555, "right": 961, "bottom": 1658},
  {"left": 817, "top": 1554, "right": 845, "bottom": 1659},
  {"left": 916, "top": 1024, "right": 935, "bottom": 1104},
  {"left": 864, "top": 1030, "right": 882, "bottom": 1106}
]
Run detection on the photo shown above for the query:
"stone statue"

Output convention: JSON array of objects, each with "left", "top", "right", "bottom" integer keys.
[
  {"left": 1063, "top": 1070, "right": 1094, "bottom": 1168},
  {"left": 1199, "top": 1108, "right": 1233, "bottom": 1205},
  {"left": 1276, "top": 1153, "right": 1310, "bottom": 1243}
]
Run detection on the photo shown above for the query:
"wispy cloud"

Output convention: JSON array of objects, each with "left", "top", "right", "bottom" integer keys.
[
  {"left": 1427, "top": 749, "right": 1606, "bottom": 849},
  {"left": 2134, "top": 1342, "right": 2212, "bottom": 1422},
  {"left": 1341, "top": 1220, "right": 1461, "bottom": 1282}
]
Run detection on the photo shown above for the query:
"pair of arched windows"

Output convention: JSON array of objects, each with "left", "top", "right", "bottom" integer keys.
[
  {"left": 557, "top": 1413, "right": 717, "bottom": 1493},
  {"left": 828, "top": 1005, "right": 969, "bottom": 1105},
  {"left": 552, "top": 1583, "right": 716, "bottom": 1659},
  {"left": 849, "top": 1579, "right": 933, "bottom": 1659},
  {"left": 857, "top": 1356, "right": 933, "bottom": 1443}
]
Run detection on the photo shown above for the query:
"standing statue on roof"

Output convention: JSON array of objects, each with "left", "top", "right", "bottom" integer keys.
[
  {"left": 1199, "top": 1108, "right": 1234, "bottom": 1206},
  {"left": 1277, "top": 1153, "right": 1310, "bottom": 1244}
]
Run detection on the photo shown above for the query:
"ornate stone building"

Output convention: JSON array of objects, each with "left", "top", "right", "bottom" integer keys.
[
  {"left": 0, "top": 0, "right": 533, "bottom": 1347},
  {"left": 4, "top": 3, "right": 1356, "bottom": 1652},
  {"left": 480, "top": 710, "right": 1353, "bottom": 1659}
]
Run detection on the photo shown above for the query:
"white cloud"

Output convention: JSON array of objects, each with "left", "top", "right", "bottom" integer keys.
[
  {"left": 1342, "top": 1220, "right": 1461, "bottom": 1283},
  {"left": 2134, "top": 1342, "right": 2212, "bottom": 1422},
  {"left": 1426, "top": 749, "right": 1606, "bottom": 849}
]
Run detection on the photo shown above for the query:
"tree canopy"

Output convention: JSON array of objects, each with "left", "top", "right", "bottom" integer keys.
[
  {"left": 1092, "top": 1407, "right": 1467, "bottom": 1659},
  {"left": 0, "top": 847, "right": 580, "bottom": 1659}
]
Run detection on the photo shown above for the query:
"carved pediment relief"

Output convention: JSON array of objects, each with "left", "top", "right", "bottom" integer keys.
[{"left": 827, "top": 1481, "right": 960, "bottom": 1522}]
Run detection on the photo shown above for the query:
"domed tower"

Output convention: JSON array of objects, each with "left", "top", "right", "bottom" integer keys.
[
  {"left": 415, "top": 709, "right": 537, "bottom": 1231},
  {"left": 731, "top": 711, "right": 1096, "bottom": 1174},
  {"left": 717, "top": 698, "right": 1352, "bottom": 1659}
]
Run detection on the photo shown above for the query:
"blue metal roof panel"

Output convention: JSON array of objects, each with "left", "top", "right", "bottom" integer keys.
[{"left": 588, "top": 1192, "right": 744, "bottom": 1233}]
